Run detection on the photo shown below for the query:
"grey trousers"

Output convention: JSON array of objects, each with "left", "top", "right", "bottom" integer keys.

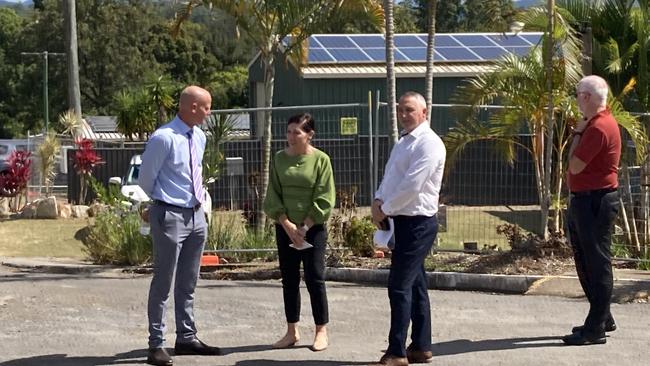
[{"left": 147, "top": 203, "right": 207, "bottom": 349}]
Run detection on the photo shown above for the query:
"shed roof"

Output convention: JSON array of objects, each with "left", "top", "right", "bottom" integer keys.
[{"left": 248, "top": 32, "right": 542, "bottom": 78}]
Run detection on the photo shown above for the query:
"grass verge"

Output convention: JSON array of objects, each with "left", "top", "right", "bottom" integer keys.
[{"left": 0, "top": 218, "right": 87, "bottom": 258}]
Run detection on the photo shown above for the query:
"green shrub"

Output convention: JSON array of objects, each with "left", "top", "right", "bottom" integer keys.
[
  {"left": 206, "top": 212, "right": 276, "bottom": 262},
  {"left": 236, "top": 227, "right": 276, "bottom": 262},
  {"left": 611, "top": 241, "right": 632, "bottom": 259},
  {"left": 638, "top": 250, "right": 650, "bottom": 271},
  {"left": 88, "top": 176, "right": 127, "bottom": 206},
  {"left": 81, "top": 208, "right": 152, "bottom": 265},
  {"left": 206, "top": 212, "right": 246, "bottom": 251},
  {"left": 344, "top": 216, "right": 376, "bottom": 257}
]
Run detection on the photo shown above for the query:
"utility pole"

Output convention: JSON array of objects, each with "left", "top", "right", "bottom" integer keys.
[
  {"left": 63, "top": 0, "right": 82, "bottom": 119},
  {"left": 21, "top": 51, "right": 65, "bottom": 133}
]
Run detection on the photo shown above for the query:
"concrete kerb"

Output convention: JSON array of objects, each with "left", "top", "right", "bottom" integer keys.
[
  {"left": 0, "top": 257, "right": 127, "bottom": 275},
  {"left": 325, "top": 267, "right": 543, "bottom": 294},
  {"left": 2, "top": 257, "right": 648, "bottom": 298}
]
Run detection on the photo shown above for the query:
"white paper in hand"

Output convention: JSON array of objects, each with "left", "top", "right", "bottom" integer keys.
[
  {"left": 373, "top": 217, "right": 394, "bottom": 250},
  {"left": 289, "top": 241, "right": 314, "bottom": 250}
]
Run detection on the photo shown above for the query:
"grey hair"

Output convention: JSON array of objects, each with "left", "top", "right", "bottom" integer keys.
[
  {"left": 578, "top": 75, "right": 609, "bottom": 106},
  {"left": 400, "top": 91, "right": 427, "bottom": 108}
]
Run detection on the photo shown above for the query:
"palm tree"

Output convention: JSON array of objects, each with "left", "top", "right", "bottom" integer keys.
[
  {"left": 114, "top": 88, "right": 157, "bottom": 141},
  {"left": 145, "top": 75, "right": 176, "bottom": 127},
  {"left": 36, "top": 131, "right": 60, "bottom": 197},
  {"left": 560, "top": 0, "right": 650, "bottom": 252},
  {"left": 384, "top": 0, "right": 398, "bottom": 143},
  {"left": 446, "top": 5, "right": 646, "bottom": 239},
  {"left": 58, "top": 109, "right": 83, "bottom": 141},
  {"left": 174, "top": 0, "right": 384, "bottom": 231},
  {"left": 424, "top": 0, "right": 437, "bottom": 124},
  {"left": 203, "top": 113, "right": 236, "bottom": 185}
]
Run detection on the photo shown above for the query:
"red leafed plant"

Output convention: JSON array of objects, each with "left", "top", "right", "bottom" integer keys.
[
  {"left": 73, "top": 139, "right": 104, "bottom": 204},
  {"left": 0, "top": 150, "right": 32, "bottom": 211},
  {"left": 0, "top": 150, "right": 32, "bottom": 197}
]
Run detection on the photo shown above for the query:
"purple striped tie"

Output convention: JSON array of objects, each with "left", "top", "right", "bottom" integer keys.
[{"left": 187, "top": 130, "right": 204, "bottom": 204}]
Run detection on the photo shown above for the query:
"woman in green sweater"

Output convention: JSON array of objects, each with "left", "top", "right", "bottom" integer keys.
[{"left": 263, "top": 113, "right": 336, "bottom": 352}]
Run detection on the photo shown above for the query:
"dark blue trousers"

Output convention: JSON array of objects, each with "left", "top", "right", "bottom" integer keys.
[
  {"left": 387, "top": 215, "right": 438, "bottom": 357},
  {"left": 566, "top": 189, "right": 619, "bottom": 336}
]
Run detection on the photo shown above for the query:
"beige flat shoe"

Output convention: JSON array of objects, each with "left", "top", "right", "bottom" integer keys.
[
  {"left": 311, "top": 333, "right": 328, "bottom": 352},
  {"left": 272, "top": 334, "right": 299, "bottom": 349}
]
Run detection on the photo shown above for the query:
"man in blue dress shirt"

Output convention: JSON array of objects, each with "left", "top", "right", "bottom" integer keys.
[{"left": 138, "top": 85, "right": 220, "bottom": 366}]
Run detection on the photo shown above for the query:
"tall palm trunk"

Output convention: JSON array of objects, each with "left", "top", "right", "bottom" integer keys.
[
  {"left": 541, "top": 0, "right": 556, "bottom": 240},
  {"left": 424, "top": 0, "right": 437, "bottom": 124},
  {"left": 532, "top": 130, "right": 545, "bottom": 234},
  {"left": 258, "top": 51, "right": 275, "bottom": 233},
  {"left": 384, "top": 0, "right": 398, "bottom": 145}
]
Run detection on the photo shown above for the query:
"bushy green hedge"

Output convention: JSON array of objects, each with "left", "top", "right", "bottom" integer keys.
[
  {"left": 344, "top": 216, "right": 376, "bottom": 257},
  {"left": 80, "top": 208, "right": 152, "bottom": 265}
]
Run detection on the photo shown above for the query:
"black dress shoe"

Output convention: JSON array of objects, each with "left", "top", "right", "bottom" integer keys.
[
  {"left": 572, "top": 319, "right": 617, "bottom": 334},
  {"left": 562, "top": 330, "right": 606, "bottom": 346},
  {"left": 147, "top": 348, "right": 173, "bottom": 366},
  {"left": 174, "top": 338, "right": 221, "bottom": 356}
]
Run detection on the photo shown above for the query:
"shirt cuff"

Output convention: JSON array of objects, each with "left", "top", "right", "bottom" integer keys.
[{"left": 380, "top": 202, "right": 393, "bottom": 217}]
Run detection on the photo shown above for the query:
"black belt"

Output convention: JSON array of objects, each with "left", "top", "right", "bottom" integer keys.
[
  {"left": 152, "top": 199, "right": 201, "bottom": 211},
  {"left": 570, "top": 188, "right": 617, "bottom": 197}
]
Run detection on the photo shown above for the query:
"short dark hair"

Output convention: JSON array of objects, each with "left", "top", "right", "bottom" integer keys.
[{"left": 287, "top": 113, "right": 315, "bottom": 133}]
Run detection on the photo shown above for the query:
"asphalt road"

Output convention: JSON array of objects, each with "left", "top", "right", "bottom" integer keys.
[{"left": 0, "top": 266, "right": 648, "bottom": 366}]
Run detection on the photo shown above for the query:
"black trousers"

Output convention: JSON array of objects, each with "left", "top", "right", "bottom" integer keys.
[
  {"left": 275, "top": 224, "right": 329, "bottom": 325},
  {"left": 387, "top": 215, "right": 438, "bottom": 357},
  {"left": 566, "top": 189, "right": 619, "bottom": 335}
]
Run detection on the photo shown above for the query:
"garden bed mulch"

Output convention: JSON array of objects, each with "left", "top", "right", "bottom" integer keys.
[
  {"left": 328, "top": 251, "right": 577, "bottom": 276},
  {"left": 201, "top": 251, "right": 580, "bottom": 279}
]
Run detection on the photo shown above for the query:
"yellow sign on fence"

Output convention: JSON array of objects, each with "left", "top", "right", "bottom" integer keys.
[{"left": 340, "top": 117, "right": 358, "bottom": 135}]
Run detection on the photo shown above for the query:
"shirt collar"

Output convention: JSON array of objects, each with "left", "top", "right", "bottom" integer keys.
[
  {"left": 402, "top": 121, "right": 430, "bottom": 139},
  {"left": 171, "top": 115, "right": 194, "bottom": 136},
  {"left": 584, "top": 108, "right": 611, "bottom": 129}
]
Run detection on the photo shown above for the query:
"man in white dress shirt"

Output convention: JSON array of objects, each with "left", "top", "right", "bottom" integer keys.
[{"left": 371, "top": 92, "right": 446, "bottom": 366}]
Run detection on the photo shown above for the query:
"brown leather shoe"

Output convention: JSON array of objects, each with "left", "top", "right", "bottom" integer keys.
[
  {"left": 406, "top": 347, "right": 433, "bottom": 363},
  {"left": 376, "top": 353, "right": 409, "bottom": 366},
  {"left": 147, "top": 348, "right": 173, "bottom": 366}
]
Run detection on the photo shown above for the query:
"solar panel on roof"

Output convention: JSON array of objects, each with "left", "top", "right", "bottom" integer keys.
[
  {"left": 364, "top": 48, "right": 410, "bottom": 62},
  {"left": 302, "top": 33, "right": 541, "bottom": 64},
  {"left": 506, "top": 46, "right": 534, "bottom": 57},
  {"left": 314, "top": 35, "right": 356, "bottom": 48},
  {"left": 425, "top": 35, "right": 462, "bottom": 47},
  {"left": 471, "top": 47, "right": 508, "bottom": 60},
  {"left": 487, "top": 34, "right": 531, "bottom": 47},
  {"left": 399, "top": 48, "right": 445, "bottom": 62},
  {"left": 308, "top": 49, "right": 335, "bottom": 63},
  {"left": 328, "top": 48, "right": 371, "bottom": 62},
  {"left": 521, "top": 34, "right": 542, "bottom": 43},
  {"left": 349, "top": 35, "right": 385, "bottom": 48},
  {"left": 437, "top": 47, "right": 481, "bottom": 61},
  {"left": 451, "top": 35, "right": 490, "bottom": 47},
  {"left": 395, "top": 35, "right": 426, "bottom": 47}
]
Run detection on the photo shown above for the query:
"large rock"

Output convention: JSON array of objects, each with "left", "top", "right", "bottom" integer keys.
[
  {"left": 36, "top": 197, "right": 58, "bottom": 219},
  {"left": 0, "top": 198, "right": 9, "bottom": 217},
  {"left": 72, "top": 205, "right": 90, "bottom": 218},
  {"left": 58, "top": 203, "right": 72, "bottom": 219},
  {"left": 18, "top": 202, "right": 37, "bottom": 219}
]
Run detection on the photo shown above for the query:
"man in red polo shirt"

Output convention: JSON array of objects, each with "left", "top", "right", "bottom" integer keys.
[{"left": 564, "top": 75, "right": 621, "bottom": 346}]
